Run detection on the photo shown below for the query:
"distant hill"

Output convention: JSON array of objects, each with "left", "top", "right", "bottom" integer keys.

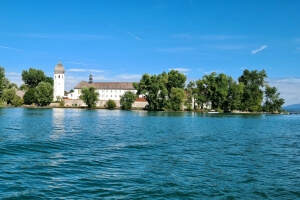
[{"left": 283, "top": 104, "right": 300, "bottom": 112}]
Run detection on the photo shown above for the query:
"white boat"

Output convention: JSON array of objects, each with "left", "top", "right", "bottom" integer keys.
[{"left": 208, "top": 110, "right": 219, "bottom": 113}]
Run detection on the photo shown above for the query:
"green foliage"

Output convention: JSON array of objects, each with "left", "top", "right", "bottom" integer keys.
[
  {"left": 19, "top": 84, "right": 29, "bottom": 91},
  {"left": 166, "top": 70, "right": 186, "bottom": 95},
  {"left": 44, "top": 77, "right": 54, "bottom": 86},
  {"left": 134, "top": 73, "right": 168, "bottom": 110},
  {"left": 120, "top": 91, "right": 136, "bottom": 110},
  {"left": 70, "top": 89, "right": 74, "bottom": 93},
  {"left": 0, "top": 67, "right": 5, "bottom": 98},
  {"left": 134, "top": 70, "right": 186, "bottom": 111},
  {"left": 11, "top": 96, "right": 24, "bottom": 107},
  {"left": 263, "top": 85, "right": 285, "bottom": 113},
  {"left": 7, "top": 83, "right": 18, "bottom": 89},
  {"left": 185, "top": 81, "right": 196, "bottom": 110},
  {"left": 238, "top": 69, "right": 267, "bottom": 112},
  {"left": 80, "top": 87, "right": 99, "bottom": 109},
  {"left": 35, "top": 82, "right": 53, "bottom": 106},
  {"left": 59, "top": 100, "right": 65, "bottom": 107},
  {"left": 167, "top": 87, "right": 185, "bottom": 111},
  {"left": 105, "top": 99, "right": 116, "bottom": 109},
  {"left": 23, "top": 88, "right": 37, "bottom": 105},
  {"left": 2, "top": 88, "right": 17, "bottom": 105},
  {"left": 222, "top": 78, "right": 244, "bottom": 111},
  {"left": 22, "top": 68, "right": 46, "bottom": 88}
]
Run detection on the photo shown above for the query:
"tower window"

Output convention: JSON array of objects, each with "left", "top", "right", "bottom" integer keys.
[{"left": 59, "top": 75, "right": 60, "bottom": 78}]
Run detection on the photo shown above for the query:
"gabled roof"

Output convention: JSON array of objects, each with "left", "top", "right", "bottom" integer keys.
[{"left": 74, "top": 81, "right": 136, "bottom": 90}]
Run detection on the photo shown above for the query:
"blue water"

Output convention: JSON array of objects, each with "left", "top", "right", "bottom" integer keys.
[{"left": 0, "top": 108, "right": 300, "bottom": 199}]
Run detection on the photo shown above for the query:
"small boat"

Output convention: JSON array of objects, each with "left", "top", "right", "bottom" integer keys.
[{"left": 208, "top": 110, "right": 219, "bottom": 113}]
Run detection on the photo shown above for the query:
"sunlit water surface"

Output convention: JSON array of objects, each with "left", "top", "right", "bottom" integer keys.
[{"left": 0, "top": 108, "right": 300, "bottom": 199}]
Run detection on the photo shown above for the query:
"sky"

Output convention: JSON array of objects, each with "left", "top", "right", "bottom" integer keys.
[{"left": 0, "top": 0, "right": 300, "bottom": 105}]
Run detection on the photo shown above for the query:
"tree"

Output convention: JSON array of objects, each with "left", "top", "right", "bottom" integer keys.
[
  {"left": 19, "top": 84, "right": 29, "bottom": 91},
  {"left": 0, "top": 67, "right": 5, "bottom": 98},
  {"left": 134, "top": 73, "right": 168, "bottom": 110},
  {"left": 238, "top": 69, "right": 267, "bottom": 112},
  {"left": 120, "top": 91, "right": 136, "bottom": 110},
  {"left": 35, "top": 82, "right": 53, "bottom": 106},
  {"left": 167, "top": 87, "right": 185, "bottom": 111},
  {"left": 105, "top": 99, "right": 116, "bottom": 109},
  {"left": 7, "top": 83, "right": 18, "bottom": 89},
  {"left": 44, "top": 77, "right": 54, "bottom": 86},
  {"left": 263, "top": 85, "right": 285, "bottom": 113},
  {"left": 222, "top": 77, "right": 244, "bottom": 111},
  {"left": 166, "top": 70, "right": 186, "bottom": 95},
  {"left": 2, "top": 88, "right": 17, "bottom": 105},
  {"left": 22, "top": 68, "right": 46, "bottom": 88},
  {"left": 11, "top": 96, "right": 24, "bottom": 107},
  {"left": 23, "top": 88, "right": 37, "bottom": 105},
  {"left": 80, "top": 86, "right": 99, "bottom": 109},
  {"left": 185, "top": 81, "right": 196, "bottom": 110}
]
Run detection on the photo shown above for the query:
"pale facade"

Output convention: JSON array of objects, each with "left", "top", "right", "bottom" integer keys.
[
  {"left": 67, "top": 75, "right": 137, "bottom": 100},
  {"left": 53, "top": 62, "right": 65, "bottom": 101}
]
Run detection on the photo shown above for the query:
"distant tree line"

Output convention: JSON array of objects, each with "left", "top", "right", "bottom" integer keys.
[
  {"left": 0, "top": 65, "right": 285, "bottom": 112},
  {"left": 134, "top": 69, "right": 285, "bottom": 112}
]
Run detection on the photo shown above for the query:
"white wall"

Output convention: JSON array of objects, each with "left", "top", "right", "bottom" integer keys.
[{"left": 53, "top": 73, "right": 65, "bottom": 101}]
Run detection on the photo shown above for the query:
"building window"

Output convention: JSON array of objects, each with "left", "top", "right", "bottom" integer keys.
[{"left": 58, "top": 75, "right": 60, "bottom": 78}]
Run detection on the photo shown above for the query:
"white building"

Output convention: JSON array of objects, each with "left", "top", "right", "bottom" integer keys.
[
  {"left": 67, "top": 74, "right": 137, "bottom": 100},
  {"left": 53, "top": 62, "right": 65, "bottom": 101}
]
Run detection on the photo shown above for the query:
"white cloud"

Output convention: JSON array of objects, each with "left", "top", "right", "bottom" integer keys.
[
  {"left": 274, "top": 78, "right": 300, "bottom": 83},
  {"left": 168, "top": 68, "right": 191, "bottom": 73},
  {"left": 268, "top": 78, "right": 300, "bottom": 106},
  {"left": 0, "top": 45, "right": 23, "bottom": 51},
  {"left": 66, "top": 62, "right": 89, "bottom": 66},
  {"left": 67, "top": 69, "right": 87, "bottom": 72},
  {"left": 251, "top": 45, "right": 268, "bottom": 54},
  {"left": 204, "top": 70, "right": 221, "bottom": 74}
]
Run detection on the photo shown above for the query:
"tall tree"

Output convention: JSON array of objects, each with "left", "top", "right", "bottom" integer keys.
[
  {"left": 238, "top": 69, "right": 267, "bottom": 112},
  {"left": 166, "top": 70, "right": 187, "bottom": 95},
  {"left": 0, "top": 67, "right": 5, "bottom": 98},
  {"left": 134, "top": 73, "right": 168, "bottom": 110},
  {"left": 22, "top": 68, "right": 46, "bottom": 88},
  {"left": 263, "top": 85, "right": 285, "bottom": 113},
  {"left": 167, "top": 87, "right": 185, "bottom": 111},
  {"left": 35, "top": 82, "right": 53, "bottom": 106},
  {"left": 185, "top": 81, "right": 197, "bottom": 110},
  {"left": 80, "top": 86, "right": 99, "bottom": 109},
  {"left": 222, "top": 77, "right": 244, "bottom": 111}
]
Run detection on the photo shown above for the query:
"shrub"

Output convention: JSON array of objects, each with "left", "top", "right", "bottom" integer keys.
[{"left": 105, "top": 99, "right": 116, "bottom": 109}]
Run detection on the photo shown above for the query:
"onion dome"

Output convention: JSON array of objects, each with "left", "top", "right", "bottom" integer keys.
[{"left": 54, "top": 61, "right": 65, "bottom": 74}]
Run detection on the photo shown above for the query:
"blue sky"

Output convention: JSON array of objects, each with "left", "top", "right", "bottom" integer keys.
[{"left": 0, "top": 0, "right": 299, "bottom": 105}]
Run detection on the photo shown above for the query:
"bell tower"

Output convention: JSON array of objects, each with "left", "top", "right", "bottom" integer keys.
[{"left": 53, "top": 61, "right": 65, "bottom": 101}]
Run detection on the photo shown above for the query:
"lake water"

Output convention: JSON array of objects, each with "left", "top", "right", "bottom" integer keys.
[{"left": 0, "top": 108, "right": 300, "bottom": 199}]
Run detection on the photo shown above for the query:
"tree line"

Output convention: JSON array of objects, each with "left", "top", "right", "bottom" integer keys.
[
  {"left": 133, "top": 69, "right": 284, "bottom": 112},
  {"left": 0, "top": 67, "right": 54, "bottom": 107},
  {"left": 0, "top": 65, "right": 285, "bottom": 112}
]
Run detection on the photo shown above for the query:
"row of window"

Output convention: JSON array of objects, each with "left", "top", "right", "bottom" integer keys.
[
  {"left": 98, "top": 90, "right": 135, "bottom": 93},
  {"left": 55, "top": 75, "right": 64, "bottom": 79}
]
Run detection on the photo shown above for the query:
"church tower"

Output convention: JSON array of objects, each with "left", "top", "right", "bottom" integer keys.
[{"left": 53, "top": 61, "right": 65, "bottom": 101}]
